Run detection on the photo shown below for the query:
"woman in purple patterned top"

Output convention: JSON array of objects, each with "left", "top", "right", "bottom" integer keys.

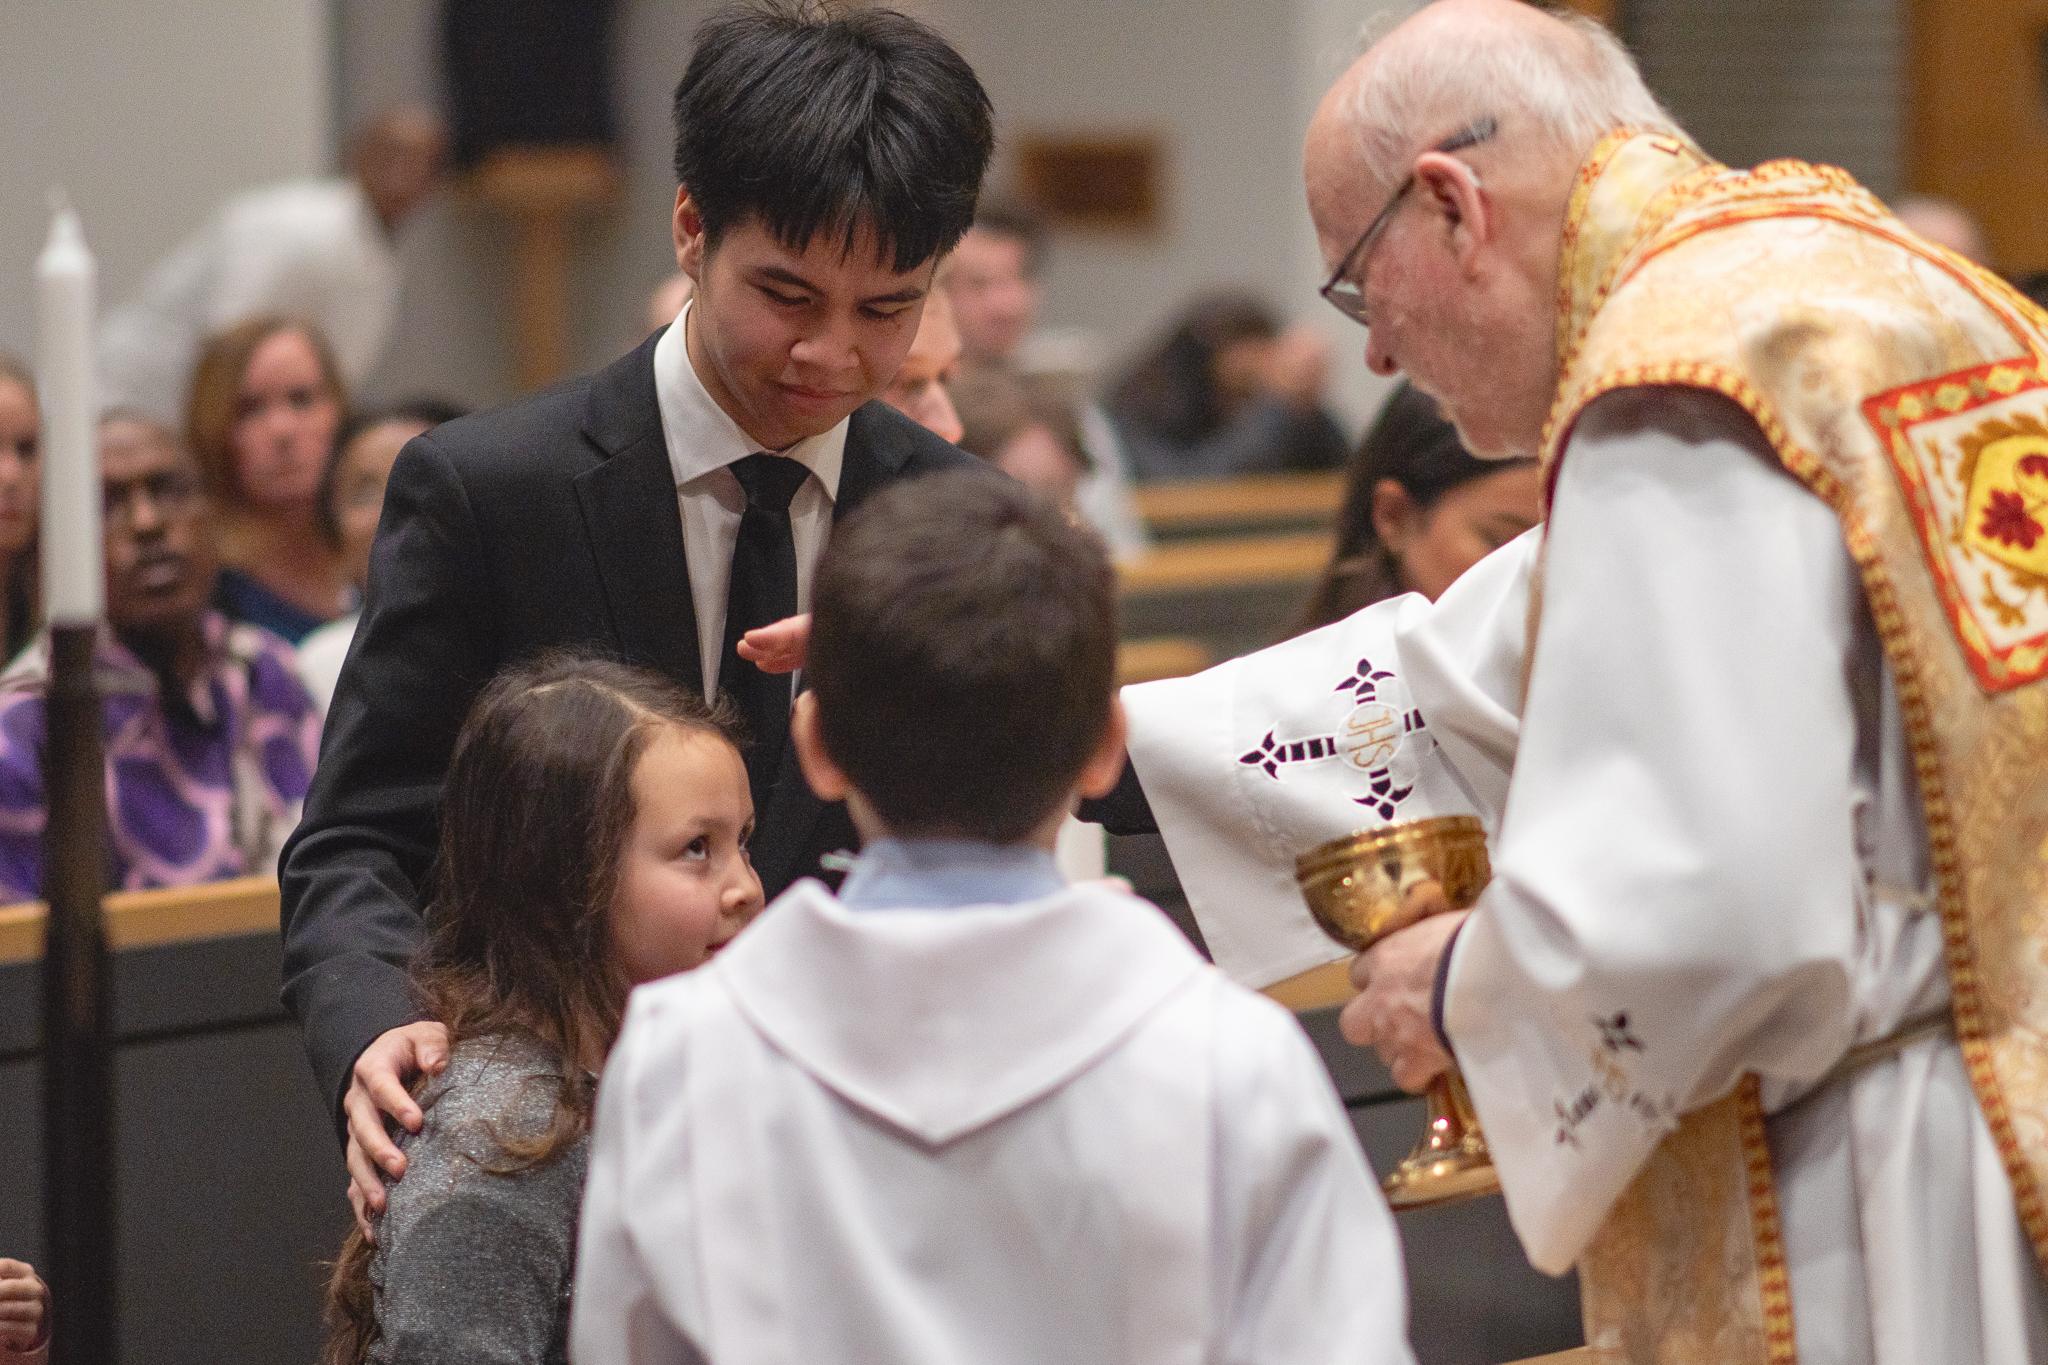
[{"left": 0, "top": 414, "right": 319, "bottom": 901}]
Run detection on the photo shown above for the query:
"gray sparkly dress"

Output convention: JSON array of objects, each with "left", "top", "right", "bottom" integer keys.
[{"left": 366, "top": 1034, "right": 590, "bottom": 1365}]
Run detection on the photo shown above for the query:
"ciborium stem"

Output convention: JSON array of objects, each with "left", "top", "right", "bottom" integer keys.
[
  {"left": 1381, "top": 1072, "right": 1497, "bottom": 1209},
  {"left": 1294, "top": 814, "right": 1501, "bottom": 1211}
]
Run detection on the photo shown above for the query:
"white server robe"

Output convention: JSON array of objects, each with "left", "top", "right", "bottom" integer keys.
[{"left": 570, "top": 879, "right": 1415, "bottom": 1365}]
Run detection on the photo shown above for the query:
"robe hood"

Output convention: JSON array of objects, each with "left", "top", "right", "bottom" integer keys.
[{"left": 713, "top": 878, "right": 1208, "bottom": 1147}]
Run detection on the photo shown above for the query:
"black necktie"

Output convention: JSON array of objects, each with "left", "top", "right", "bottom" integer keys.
[{"left": 722, "top": 453, "right": 810, "bottom": 798}]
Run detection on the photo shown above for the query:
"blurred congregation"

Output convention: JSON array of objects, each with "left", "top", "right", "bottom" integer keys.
[{"left": 1, "top": 0, "right": 2043, "bottom": 1361}]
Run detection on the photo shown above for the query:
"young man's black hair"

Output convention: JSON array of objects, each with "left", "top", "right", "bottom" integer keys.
[
  {"left": 674, "top": 2, "right": 995, "bottom": 272},
  {"left": 806, "top": 469, "right": 1118, "bottom": 844}
]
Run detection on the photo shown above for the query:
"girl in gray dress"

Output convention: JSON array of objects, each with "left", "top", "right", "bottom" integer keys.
[{"left": 322, "top": 653, "right": 764, "bottom": 1364}]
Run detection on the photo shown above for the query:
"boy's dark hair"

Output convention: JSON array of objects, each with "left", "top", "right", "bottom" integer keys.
[
  {"left": 809, "top": 470, "right": 1117, "bottom": 843},
  {"left": 672, "top": 2, "right": 994, "bottom": 273}
]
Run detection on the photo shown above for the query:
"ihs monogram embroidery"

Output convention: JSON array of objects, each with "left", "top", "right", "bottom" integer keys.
[{"left": 1237, "top": 657, "right": 1428, "bottom": 819}]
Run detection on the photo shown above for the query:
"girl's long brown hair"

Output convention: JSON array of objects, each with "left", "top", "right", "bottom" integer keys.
[{"left": 322, "top": 652, "right": 736, "bottom": 1364}]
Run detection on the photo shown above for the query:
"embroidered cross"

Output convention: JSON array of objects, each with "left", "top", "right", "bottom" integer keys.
[
  {"left": 1337, "top": 657, "right": 1399, "bottom": 703},
  {"left": 1237, "top": 659, "right": 1425, "bottom": 819},
  {"left": 1554, "top": 1086, "right": 1600, "bottom": 1148},
  {"left": 1595, "top": 1011, "right": 1644, "bottom": 1054}
]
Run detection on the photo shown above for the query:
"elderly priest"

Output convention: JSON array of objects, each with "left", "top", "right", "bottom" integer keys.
[{"left": 1121, "top": 2, "right": 2048, "bottom": 1361}]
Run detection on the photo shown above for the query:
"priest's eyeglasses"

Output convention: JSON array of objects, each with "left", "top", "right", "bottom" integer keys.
[{"left": 1319, "top": 116, "right": 1499, "bottom": 329}]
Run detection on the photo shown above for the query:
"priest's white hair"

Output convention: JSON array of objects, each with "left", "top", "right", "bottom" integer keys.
[{"left": 1343, "top": 4, "right": 1680, "bottom": 192}]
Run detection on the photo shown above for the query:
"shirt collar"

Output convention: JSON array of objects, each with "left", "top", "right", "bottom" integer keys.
[
  {"left": 838, "top": 837, "right": 1067, "bottom": 911},
  {"left": 652, "top": 302, "right": 847, "bottom": 499}
]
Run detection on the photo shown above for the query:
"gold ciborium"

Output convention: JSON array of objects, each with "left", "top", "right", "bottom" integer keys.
[{"left": 1295, "top": 814, "right": 1499, "bottom": 1210}]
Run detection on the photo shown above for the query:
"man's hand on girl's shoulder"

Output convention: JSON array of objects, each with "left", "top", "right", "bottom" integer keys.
[{"left": 343, "top": 1020, "right": 452, "bottom": 1241}]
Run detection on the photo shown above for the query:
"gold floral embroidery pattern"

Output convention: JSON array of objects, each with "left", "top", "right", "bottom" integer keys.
[
  {"left": 1736, "top": 1079, "right": 1798, "bottom": 1365},
  {"left": 1535, "top": 131, "right": 2048, "bottom": 1365},
  {"left": 1863, "top": 364, "right": 2048, "bottom": 690},
  {"left": 1550, "top": 129, "right": 1712, "bottom": 410}
]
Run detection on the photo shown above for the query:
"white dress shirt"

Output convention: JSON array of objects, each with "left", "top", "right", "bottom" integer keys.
[
  {"left": 651, "top": 304, "right": 847, "bottom": 700},
  {"left": 294, "top": 609, "right": 360, "bottom": 719}
]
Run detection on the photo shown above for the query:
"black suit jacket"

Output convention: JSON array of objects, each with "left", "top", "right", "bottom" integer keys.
[{"left": 280, "top": 330, "right": 978, "bottom": 1119}]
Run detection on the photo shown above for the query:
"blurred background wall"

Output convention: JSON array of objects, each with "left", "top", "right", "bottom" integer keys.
[
  {"left": 1632, "top": 0, "right": 1904, "bottom": 198},
  {"left": 0, "top": 0, "right": 329, "bottom": 363},
  {"left": 329, "top": 0, "right": 1405, "bottom": 423},
  {"left": 0, "top": 0, "right": 1997, "bottom": 452}
]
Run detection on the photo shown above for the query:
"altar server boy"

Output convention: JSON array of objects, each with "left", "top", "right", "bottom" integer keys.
[{"left": 571, "top": 470, "right": 1415, "bottom": 1364}]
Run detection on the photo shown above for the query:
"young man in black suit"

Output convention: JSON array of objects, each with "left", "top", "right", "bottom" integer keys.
[{"left": 281, "top": 1, "right": 995, "bottom": 1228}]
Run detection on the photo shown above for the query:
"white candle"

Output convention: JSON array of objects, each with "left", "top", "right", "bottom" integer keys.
[{"left": 37, "top": 192, "right": 101, "bottom": 625}]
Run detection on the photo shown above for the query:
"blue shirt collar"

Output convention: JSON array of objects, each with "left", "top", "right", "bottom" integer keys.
[{"left": 837, "top": 837, "right": 1066, "bottom": 911}]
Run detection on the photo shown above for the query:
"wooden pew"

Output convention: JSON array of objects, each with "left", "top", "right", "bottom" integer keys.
[
  {"left": 0, "top": 875, "right": 340, "bottom": 1362},
  {"left": 1260, "top": 957, "right": 1355, "bottom": 1012},
  {"left": 1, "top": 875, "right": 1588, "bottom": 1363},
  {"left": 1134, "top": 471, "right": 1344, "bottom": 539},
  {"left": 1117, "top": 529, "right": 1332, "bottom": 596},
  {"left": 1117, "top": 530, "right": 1332, "bottom": 658},
  {"left": 1116, "top": 636, "right": 1212, "bottom": 686},
  {"left": 0, "top": 874, "right": 278, "bottom": 963}
]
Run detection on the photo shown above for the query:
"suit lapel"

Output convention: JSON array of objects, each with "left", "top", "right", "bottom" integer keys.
[
  {"left": 572, "top": 331, "right": 703, "bottom": 691},
  {"left": 834, "top": 402, "right": 915, "bottom": 515}
]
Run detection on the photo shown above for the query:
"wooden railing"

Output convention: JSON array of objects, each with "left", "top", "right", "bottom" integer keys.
[
  {"left": 1117, "top": 530, "right": 1331, "bottom": 597},
  {"left": 1116, "top": 637, "right": 1212, "bottom": 686},
  {"left": 1134, "top": 471, "right": 1343, "bottom": 536},
  {"left": 0, "top": 875, "right": 279, "bottom": 965},
  {"left": 1259, "top": 957, "right": 1355, "bottom": 1012}
]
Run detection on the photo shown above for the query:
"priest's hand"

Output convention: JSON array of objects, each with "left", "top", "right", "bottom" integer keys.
[
  {"left": 738, "top": 613, "right": 811, "bottom": 675},
  {"left": 1339, "top": 908, "right": 1468, "bottom": 1093}
]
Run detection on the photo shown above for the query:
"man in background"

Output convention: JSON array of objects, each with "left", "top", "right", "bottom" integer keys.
[
  {"left": 1314, "top": 1, "right": 2048, "bottom": 1358},
  {"left": 877, "top": 280, "right": 965, "bottom": 444},
  {"left": 98, "top": 108, "right": 448, "bottom": 424},
  {"left": 0, "top": 414, "right": 319, "bottom": 900},
  {"left": 950, "top": 202, "right": 1148, "bottom": 556}
]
